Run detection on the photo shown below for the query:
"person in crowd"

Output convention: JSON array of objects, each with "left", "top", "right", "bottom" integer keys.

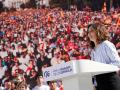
[
  {"left": 11, "top": 81, "right": 16, "bottom": 90},
  {"left": 26, "top": 69, "right": 37, "bottom": 90},
  {"left": 48, "top": 81, "right": 59, "bottom": 90},
  {"left": 12, "top": 62, "right": 20, "bottom": 76},
  {"left": 16, "top": 81, "right": 29, "bottom": 90},
  {"left": 4, "top": 80, "right": 12, "bottom": 90},
  {"left": 50, "top": 52, "right": 62, "bottom": 66},
  {"left": 57, "top": 81, "right": 63, "bottom": 90},
  {"left": 32, "top": 76, "right": 50, "bottom": 90},
  {"left": 0, "top": 59, "right": 7, "bottom": 80},
  {"left": 87, "top": 22, "right": 120, "bottom": 90}
]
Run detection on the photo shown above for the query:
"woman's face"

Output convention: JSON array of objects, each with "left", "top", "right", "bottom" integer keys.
[
  {"left": 19, "top": 85, "right": 26, "bottom": 90},
  {"left": 88, "top": 30, "right": 97, "bottom": 43}
]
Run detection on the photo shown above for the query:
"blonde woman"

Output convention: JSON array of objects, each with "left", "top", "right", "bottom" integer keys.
[
  {"left": 87, "top": 23, "right": 120, "bottom": 90},
  {"left": 16, "top": 81, "right": 29, "bottom": 90}
]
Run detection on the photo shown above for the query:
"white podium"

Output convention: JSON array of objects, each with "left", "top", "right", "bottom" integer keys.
[{"left": 43, "top": 60, "right": 119, "bottom": 90}]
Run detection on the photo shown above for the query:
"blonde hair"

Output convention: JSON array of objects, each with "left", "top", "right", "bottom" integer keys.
[
  {"left": 88, "top": 23, "right": 110, "bottom": 44},
  {"left": 16, "top": 81, "right": 27, "bottom": 90}
]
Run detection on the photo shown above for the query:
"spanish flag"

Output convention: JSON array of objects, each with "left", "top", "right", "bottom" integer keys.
[
  {"left": 117, "top": 17, "right": 120, "bottom": 26},
  {"left": 60, "top": 11, "right": 64, "bottom": 18},
  {"left": 48, "top": 15, "right": 52, "bottom": 22}
]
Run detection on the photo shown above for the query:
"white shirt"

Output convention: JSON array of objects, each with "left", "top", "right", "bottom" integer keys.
[
  {"left": 0, "top": 51, "right": 8, "bottom": 58},
  {"left": 91, "top": 40, "right": 120, "bottom": 67},
  {"left": 0, "top": 66, "right": 7, "bottom": 79},
  {"left": 18, "top": 55, "right": 30, "bottom": 65},
  {"left": 10, "top": 49, "right": 18, "bottom": 56},
  {"left": 51, "top": 57, "right": 59, "bottom": 66},
  {"left": 0, "top": 86, "right": 4, "bottom": 90},
  {"left": 19, "top": 64, "right": 28, "bottom": 72},
  {"left": 32, "top": 85, "right": 50, "bottom": 90},
  {"left": 12, "top": 65, "right": 19, "bottom": 75}
]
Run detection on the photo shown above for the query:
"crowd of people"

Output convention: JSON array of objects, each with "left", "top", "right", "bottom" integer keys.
[{"left": 0, "top": 7, "right": 120, "bottom": 90}]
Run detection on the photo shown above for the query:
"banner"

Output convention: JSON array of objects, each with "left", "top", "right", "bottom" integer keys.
[{"left": 43, "top": 60, "right": 78, "bottom": 81}]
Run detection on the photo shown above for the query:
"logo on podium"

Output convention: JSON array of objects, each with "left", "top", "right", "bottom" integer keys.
[{"left": 44, "top": 71, "right": 50, "bottom": 78}]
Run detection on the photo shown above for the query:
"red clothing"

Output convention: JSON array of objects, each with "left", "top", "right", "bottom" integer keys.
[
  {"left": 68, "top": 41, "right": 75, "bottom": 50},
  {"left": 59, "top": 87, "right": 64, "bottom": 90},
  {"left": 67, "top": 25, "right": 71, "bottom": 34}
]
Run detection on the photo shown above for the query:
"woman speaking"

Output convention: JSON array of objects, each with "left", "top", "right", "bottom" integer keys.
[{"left": 87, "top": 23, "right": 120, "bottom": 90}]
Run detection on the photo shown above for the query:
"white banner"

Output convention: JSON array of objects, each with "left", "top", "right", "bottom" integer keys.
[{"left": 43, "top": 60, "right": 78, "bottom": 81}]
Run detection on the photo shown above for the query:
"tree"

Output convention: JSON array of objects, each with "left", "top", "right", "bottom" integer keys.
[
  {"left": 0, "top": 1, "right": 3, "bottom": 13},
  {"left": 25, "top": 0, "right": 36, "bottom": 8}
]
